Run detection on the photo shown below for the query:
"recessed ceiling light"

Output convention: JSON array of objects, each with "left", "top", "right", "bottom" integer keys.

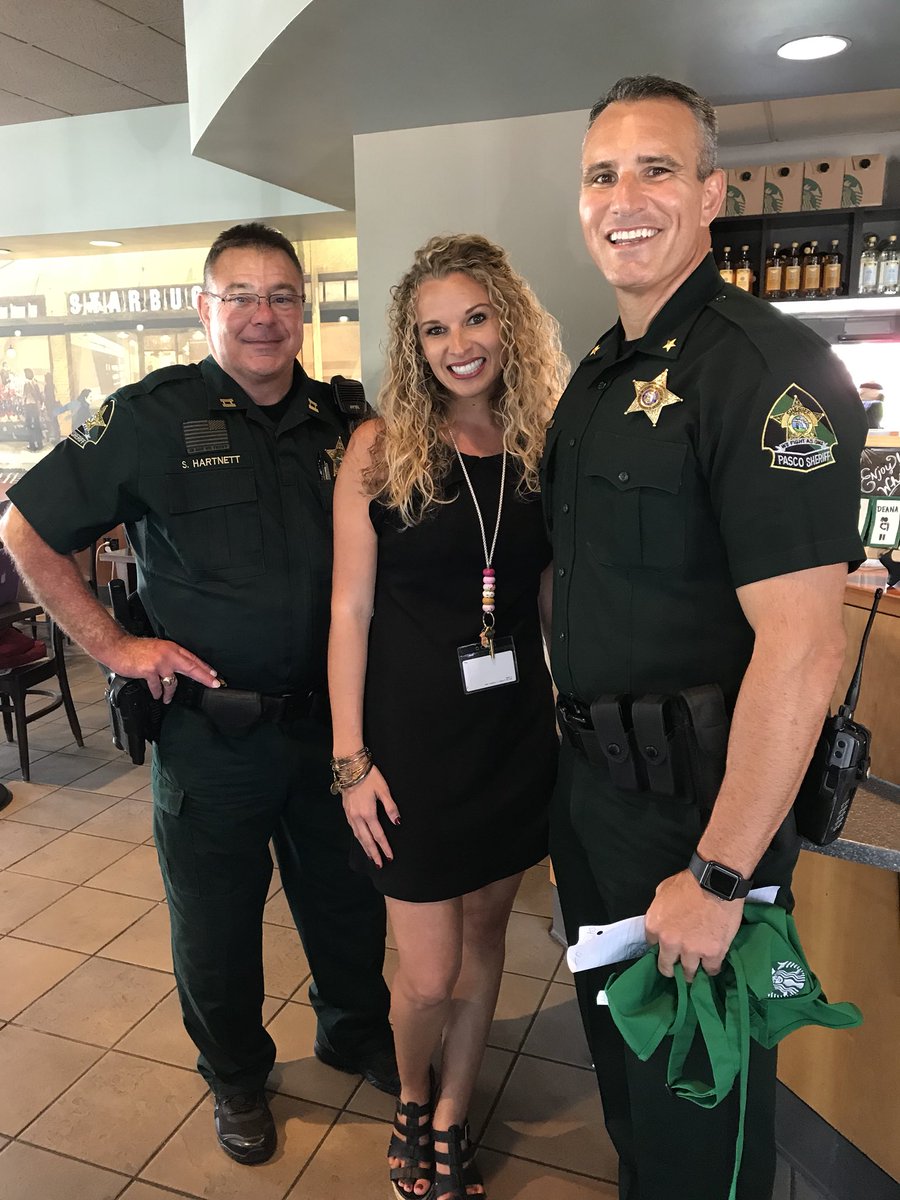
[
  {"left": 89, "top": 239, "right": 123, "bottom": 248},
  {"left": 0, "top": 248, "right": 11, "bottom": 255},
  {"left": 777, "top": 35, "right": 850, "bottom": 60}
]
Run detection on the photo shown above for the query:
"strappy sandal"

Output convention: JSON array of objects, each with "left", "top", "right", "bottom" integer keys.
[
  {"left": 431, "top": 1121, "right": 484, "bottom": 1200},
  {"left": 388, "top": 1094, "right": 434, "bottom": 1199}
]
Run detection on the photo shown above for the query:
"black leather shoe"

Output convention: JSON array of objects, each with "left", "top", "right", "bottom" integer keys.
[
  {"left": 213, "top": 1090, "right": 276, "bottom": 1165},
  {"left": 0, "top": 785, "right": 12, "bottom": 813},
  {"left": 313, "top": 1034, "right": 401, "bottom": 1096}
]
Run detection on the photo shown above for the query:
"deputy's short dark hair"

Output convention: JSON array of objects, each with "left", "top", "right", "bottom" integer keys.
[
  {"left": 588, "top": 75, "right": 718, "bottom": 180},
  {"left": 203, "top": 223, "right": 304, "bottom": 289}
]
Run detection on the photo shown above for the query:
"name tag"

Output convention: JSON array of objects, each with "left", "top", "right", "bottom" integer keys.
[{"left": 458, "top": 637, "right": 518, "bottom": 694}]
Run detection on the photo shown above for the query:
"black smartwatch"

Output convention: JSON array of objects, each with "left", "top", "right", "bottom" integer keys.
[{"left": 688, "top": 852, "right": 753, "bottom": 901}]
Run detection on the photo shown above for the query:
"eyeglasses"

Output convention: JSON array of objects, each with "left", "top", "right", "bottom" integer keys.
[{"left": 205, "top": 291, "right": 306, "bottom": 312}]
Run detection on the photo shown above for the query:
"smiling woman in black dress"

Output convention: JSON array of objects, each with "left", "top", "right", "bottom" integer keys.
[{"left": 329, "top": 235, "right": 566, "bottom": 1200}]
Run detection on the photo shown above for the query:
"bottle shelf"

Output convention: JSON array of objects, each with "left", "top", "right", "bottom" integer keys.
[{"left": 712, "top": 205, "right": 900, "bottom": 302}]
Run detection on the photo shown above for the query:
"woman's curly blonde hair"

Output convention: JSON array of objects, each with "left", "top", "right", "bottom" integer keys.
[{"left": 367, "top": 233, "right": 568, "bottom": 525}]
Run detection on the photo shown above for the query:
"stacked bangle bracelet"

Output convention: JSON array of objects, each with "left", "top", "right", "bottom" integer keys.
[{"left": 330, "top": 747, "right": 373, "bottom": 795}]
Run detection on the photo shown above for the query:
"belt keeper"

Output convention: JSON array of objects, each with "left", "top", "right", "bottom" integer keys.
[
  {"left": 590, "top": 696, "right": 640, "bottom": 790},
  {"left": 632, "top": 695, "right": 676, "bottom": 795}
]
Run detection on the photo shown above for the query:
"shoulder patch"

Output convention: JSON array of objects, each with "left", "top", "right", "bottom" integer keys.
[
  {"left": 762, "top": 384, "right": 837, "bottom": 472},
  {"left": 68, "top": 397, "right": 115, "bottom": 448}
]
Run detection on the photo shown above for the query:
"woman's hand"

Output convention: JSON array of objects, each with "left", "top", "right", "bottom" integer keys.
[{"left": 341, "top": 764, "right": 400, "bottom": 868}]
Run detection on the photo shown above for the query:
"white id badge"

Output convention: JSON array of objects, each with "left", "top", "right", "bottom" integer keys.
[{"left": 457, "top": 637, "right": 518, "bottom": 694}]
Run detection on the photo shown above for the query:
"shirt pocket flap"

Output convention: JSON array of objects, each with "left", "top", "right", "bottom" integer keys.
[
  {"left": 167, "top": 468, "right": 258, "bottom": 514},
  {"left": 584, "top": 432, "right": 686, "bottom": 494}
]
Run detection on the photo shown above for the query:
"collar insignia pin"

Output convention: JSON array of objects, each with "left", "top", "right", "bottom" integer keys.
[
  {"left": 308, "top": 399, "right": 319, "bottom": 414},
  {"left": 626, "top": 369, "right": 683, "bottom": 427},
  {"left": 663, "top": 338, "right": 677, "bottom": 352},
  {"left": 219, "top": 397, "right": 236, "bottom": 409}
]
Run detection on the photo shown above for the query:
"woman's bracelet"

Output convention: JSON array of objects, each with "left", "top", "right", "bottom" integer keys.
[{"left": 330, "top": 746, "right": 373, "bottom": 795}]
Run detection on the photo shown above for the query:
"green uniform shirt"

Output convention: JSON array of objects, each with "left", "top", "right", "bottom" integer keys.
[
  {"left": 543, "top": 255, "right": 867, "bottom": 707},
  {"left": 8, "top": 357, "right": 349, "bottom": 694}
]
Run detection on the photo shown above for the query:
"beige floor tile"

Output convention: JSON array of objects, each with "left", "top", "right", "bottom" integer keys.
[
  {"left": 478, "top": 1148, "right": 618, "bottom": 1198},
  {"left": 0, "top": 938, "right": 85, "bottom": 1020},
  {"left": 481, "top": 1056, "right": 615, "bottom": 1180},
  {"left": 19, "top": 723, "right": 80, "bottom": 753},
  {"left": 71, "top": 701, "right": 114, "bottom": 732},
  {"left": 6, "top": 788, "right": 120, "bottom": 831},
  {"left": 489, "top": 970, "right": 549, "bottom": 1052},
  {"left": 554, "top": 955, "right": 575, "bottom": 984},
  {"left": 284, "top": 1110, "right": 388, "bottom": 1199},
  {"left": 9, "top": 831, "right": 133, "bottom": 884},
  {"left": 118, "top": 991, "right": 284, "bottom": 1070},
  {"left": 267, "top": 866, "right": 282, "bottom": 900},
  {"left": 262, "top": 921, "right": 310, "bottom": 999},
  {"left": 86, "top": 844, "right": 166, "bottom": 901},
  {"left": 0, "top": 820, "right": 63, "bottom": 870},
  {"left": 76, "top": 798, "right": 154, "bottom": 842},
  {"left": 521, "top": 982, "right": 592, "bottom": 1069},
  {"left": 142, "top": 1092, "right": 335, "bottom": 1200},
  {"left": 267, "top": 1001, "right": 361, "bottom": 1107},
  {"left": 65, "top": 729, "right": 124, "bottom": 761},
  {"left": 97, "top": 903, "right": 173, "bottom": 973},
  {"left": 0, "top": 871, "right": 72, "bottom": 935},
  {"left": 114, "top": 991, "right": 196, "bottom": 1070},
  {"left": 66, "top": 760, "right": 152, "bottom": 798},
  {"left": 504, "top": 912, "right": 563, "bottom": 980},
  {"left": 129, "top": 783, "right": 154, "bottom": 802},
  {"left": 0, "top": 780, "right": 58, "bottom": 819},
  {"left": 0, "top": 1024, "right": 102, "bottom": 1135},
  {"left": 119, "top": 1185, "right": 189, "bottom": 1200},
  {"left": 24, "top": 1050, "right": 206, "bottom": 1174},
  {"left": 14, "top": 885, "right": 153, "bottom": 953},
  {"left": 469, "top": 1044, "right": 515, "bottom": 1140},
  {"left": 0, "top": 1142, "right": 127, "bottom": 1200},
  {"left": 263, "top": 887, "right": 295, "bottom": 928},
  {"left": 11, "top": 752, "right": 100, "bottom": 789},
  {"left": 18, "top": 956, "right": 174, "bottom": 1046},
  {"left": 514, "top": 862, "right": 554, "bottom": 919}
]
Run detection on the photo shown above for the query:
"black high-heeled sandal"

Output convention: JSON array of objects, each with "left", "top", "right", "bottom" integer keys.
[
  {"left": 388, "top": 1094, "right": 435, "bottom": 1200},
  {"left": 431, "top": 1121, "right": 484, "bottom": 1200}
]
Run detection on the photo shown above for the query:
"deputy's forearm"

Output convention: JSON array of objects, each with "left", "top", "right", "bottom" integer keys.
[
  {"left": 697, "top": 631, "right": 845, "bottom": 876},
  {"left": 0, "top": 507, "right": 128, "bottom": 663}
]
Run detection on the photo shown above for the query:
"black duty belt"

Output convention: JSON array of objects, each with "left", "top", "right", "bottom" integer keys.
[
  {"left": 172, "top": 676, "right": 320, "bottom": 735},
  {"left": 556, "top": 686, "right": 729, "bottom": 807}
]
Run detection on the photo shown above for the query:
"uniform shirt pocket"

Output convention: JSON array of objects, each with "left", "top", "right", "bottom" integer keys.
[
  {"left": 165, "top": 467, "right": 265, "bottom": 580},
  {"left": 582, "top": 432, "right": 686, "bottom": 569}
]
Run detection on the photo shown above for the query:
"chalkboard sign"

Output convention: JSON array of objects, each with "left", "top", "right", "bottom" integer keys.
[{"left": 860, "top": 447, "right": 900, "bottom": 549}]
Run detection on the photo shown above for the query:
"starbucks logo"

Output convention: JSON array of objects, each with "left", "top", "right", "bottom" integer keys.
[
  {"left": 769, "top": 960, "right": 806, "bottom": 998},
  {"left": 803, "top": 179, "right": 823, "bottom": 210},
  {"left": 726, "top": 185, "right": 745, "bottom": 216},
  {"left": 842, "top": 175, "right": 863, "bottom": 207}
]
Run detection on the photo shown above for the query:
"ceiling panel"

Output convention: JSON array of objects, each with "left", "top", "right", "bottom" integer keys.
[
  {"left": 0, "top": 89, "right": 67, "bottom": 125},
  {"left": 101, "top": 0, "right": 185, "bottom": 24},
  {"left": 0, "top": 36, "right": 159, "bottom": 112},
  {"left": 148, "top": 15, "right": 185, "bottom": 46}
]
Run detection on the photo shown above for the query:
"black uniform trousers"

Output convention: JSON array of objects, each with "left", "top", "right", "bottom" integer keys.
[
  {"left": 550, "top": 741, "right": 796, "bottom": 1200},
  {"left": 152, "top": 704, "right": 391, "bottom": 1097}
]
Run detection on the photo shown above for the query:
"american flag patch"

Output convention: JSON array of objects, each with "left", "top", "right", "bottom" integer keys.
[{"left": 182, "top": 420, "right": 230, "bottom": 454}]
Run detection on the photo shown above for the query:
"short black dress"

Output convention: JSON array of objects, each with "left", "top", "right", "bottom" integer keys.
[{"left": 357, "top": 453, "right": 558, "bottom": 902}]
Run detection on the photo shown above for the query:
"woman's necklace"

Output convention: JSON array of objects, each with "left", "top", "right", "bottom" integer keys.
[{"left": 447, "top": 429, "right": 507, "bottom": 657}]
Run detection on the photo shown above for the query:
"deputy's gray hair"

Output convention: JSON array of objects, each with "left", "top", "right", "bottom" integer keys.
[{"left": 587, "top": 75, "right": 718, "bottom": 180}]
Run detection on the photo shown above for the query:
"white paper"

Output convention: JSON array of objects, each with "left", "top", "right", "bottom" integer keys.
[
  {"left": 567, "top": 884, "right": 781, "bottom": 977},
  {"left": 868, "top": 498, "right": 900, "bottom": 547}
]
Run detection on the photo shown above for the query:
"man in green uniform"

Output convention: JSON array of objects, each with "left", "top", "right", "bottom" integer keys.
[
  {"left": 1, "top": 223, "right": 396, "bottom": 1165},
  {"left": 544, "top": 78, "right": 866, "bottom": 1199}
]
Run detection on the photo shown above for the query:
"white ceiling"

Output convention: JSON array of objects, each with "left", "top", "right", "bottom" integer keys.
[{"left": 0, "top": 0, "right": 185, "bottom": 124}]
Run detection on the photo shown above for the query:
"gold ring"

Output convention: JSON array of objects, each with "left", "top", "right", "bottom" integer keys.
[{"left": 160, "top": 675, "right": 176, "bottom": 686}]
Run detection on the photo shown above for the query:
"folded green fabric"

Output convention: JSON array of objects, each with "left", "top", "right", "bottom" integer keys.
[{"left": 605, "top": 902, "right": 862, "bottom": 1200}]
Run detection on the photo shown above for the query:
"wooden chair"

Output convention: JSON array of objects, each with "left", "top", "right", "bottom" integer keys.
[{"left": 0, "top": 620, "right": 84, "bottom": 781}]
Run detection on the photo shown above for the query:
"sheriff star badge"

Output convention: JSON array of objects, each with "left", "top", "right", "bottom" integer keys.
[{"left": 625, "top": 370, "right": 683, "bottom": 427}]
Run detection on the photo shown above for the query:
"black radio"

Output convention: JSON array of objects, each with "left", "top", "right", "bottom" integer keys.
[{"left": 794, "top": 588, "right": 882, "bottom": 846}]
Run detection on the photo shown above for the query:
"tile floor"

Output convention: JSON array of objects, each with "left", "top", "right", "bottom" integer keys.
[{"left": 0, "top": 645, "right": 618, "bottom": 1199}]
